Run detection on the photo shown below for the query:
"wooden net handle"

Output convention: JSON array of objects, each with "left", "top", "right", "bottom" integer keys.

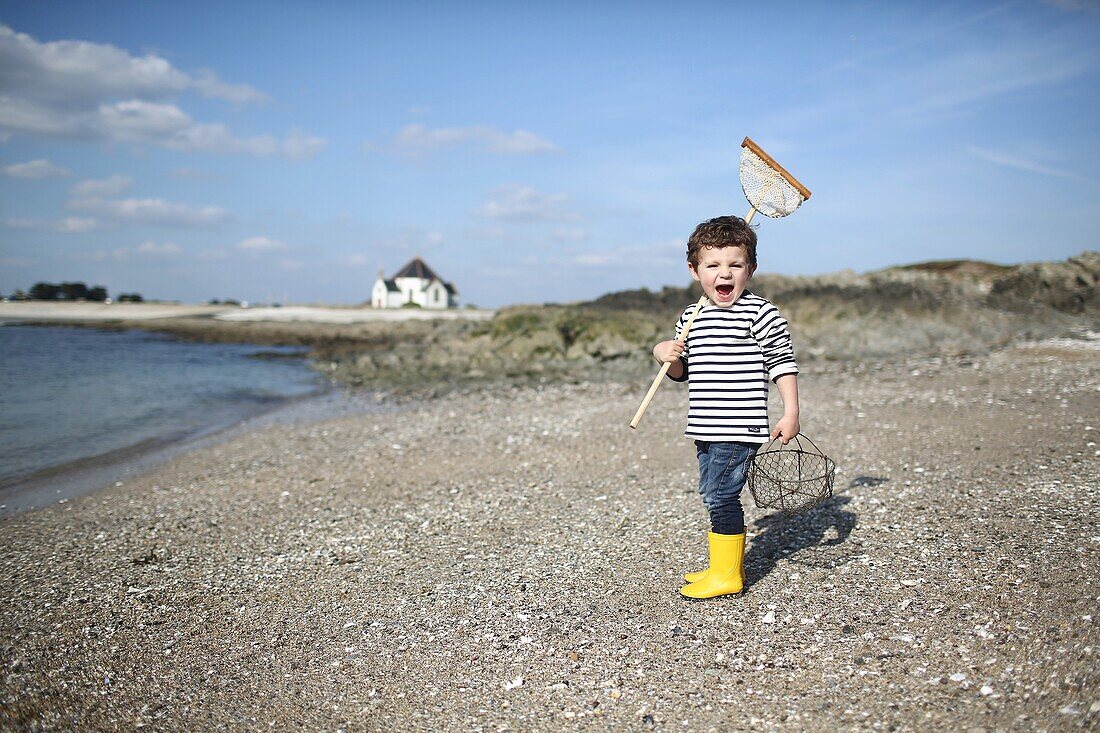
[
  {"left": 742, "top": 137, "right": 812, "bottom": 201},
  {"left": 629, "top": 294, "right": 709, "bottom": 429}
]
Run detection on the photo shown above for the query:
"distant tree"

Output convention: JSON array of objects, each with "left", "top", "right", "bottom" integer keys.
[
  {"left": 12, "top": 289, "right": 28, "bottom": 301},
  {"left": 117, "top": 293, "right": 144, "bottom": 303},
  {"left": 60, "top": 282, "right": 90, "bottom": 300},
  {"left": 27, "top": 281, "right": 109, "bottom": 300},
  {"left": 29, "top": 282, "right": 60, "bottom": 300}
]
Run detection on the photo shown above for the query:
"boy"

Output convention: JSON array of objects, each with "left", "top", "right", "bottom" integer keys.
[{"left": 652, "top": 215, "right": 800, "bottom": 600}]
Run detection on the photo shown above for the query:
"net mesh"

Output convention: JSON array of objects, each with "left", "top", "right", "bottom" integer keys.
[
  {"left": 740, "top": 145, "right": 807, "bottom": 219},
  {"left": 747, "top": 435, "right": 836, "bottom": 515}
]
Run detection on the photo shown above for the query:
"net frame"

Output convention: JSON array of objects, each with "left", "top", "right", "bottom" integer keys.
[
  {"left": 747, "top": 434, "right": 836, "bottom": 516},
  {"left": 739, "top": 136, "right": 812, "bottom": 220}
]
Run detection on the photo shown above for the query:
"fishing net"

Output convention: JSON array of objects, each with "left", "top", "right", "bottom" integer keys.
[
  {"left": 739, "top": 137, "right": 811, "bottom": 219},
  {"left": 628, "top": 135, "right": 811, "bottom": 430},
  {"left": 748, "top": 434, "right": 836, "bottom": 516}
]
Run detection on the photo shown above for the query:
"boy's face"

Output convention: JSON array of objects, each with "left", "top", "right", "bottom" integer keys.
[{"left": 688, "top": 245, "right": 755, "bottom": 307}]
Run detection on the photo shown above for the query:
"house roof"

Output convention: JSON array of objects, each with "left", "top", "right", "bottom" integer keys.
[
  {"left": 382, "top": 279, "right": 399, "bottom": 292},
  {"left": 423, "top": 279, "right": 459, "bottom": 296},
  {"left": 393, "top": 257, "right": 441, "bottom": 282}
]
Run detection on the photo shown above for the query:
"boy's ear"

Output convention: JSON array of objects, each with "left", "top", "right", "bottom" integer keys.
[{"left": 688, "top": 262, "right": 701, "bottom": 282}]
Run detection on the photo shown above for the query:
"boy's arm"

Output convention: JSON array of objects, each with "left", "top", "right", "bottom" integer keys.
[
  {"left": 653, "top": 339, "right": 687, "bottom": 381},
  {"left": 771, "top": 373, "right": 800, "bottom": 444},
  {"left": 654, "top": 306, "right": 692, "bottom": 382}
]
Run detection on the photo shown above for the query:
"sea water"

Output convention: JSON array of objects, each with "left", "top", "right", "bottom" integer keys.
[{"left": 0, "top": 325, "right": 325, "bottom": 486}]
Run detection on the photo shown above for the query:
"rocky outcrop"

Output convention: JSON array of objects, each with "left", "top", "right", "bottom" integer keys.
[
  {"left": 315, "top": 252, "right": 1098, "bottom": 390},
  {"left": 41, "top": 253, "right": 1096, "bottom": 393}
]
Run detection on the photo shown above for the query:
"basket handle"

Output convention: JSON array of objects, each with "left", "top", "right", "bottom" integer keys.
[{"left": 758, "top": 433, "right": 827, "bottom": 456}]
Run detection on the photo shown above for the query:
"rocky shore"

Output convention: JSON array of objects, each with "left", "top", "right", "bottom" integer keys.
[
  {"left": 4, "top": 253, "right": 1096, "bottom": 397},
  {"left": 1, "top": 337, "right": 1097, "bottom": 731}
]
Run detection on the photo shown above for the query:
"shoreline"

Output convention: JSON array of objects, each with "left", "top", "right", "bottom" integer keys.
[
  {"left": 0, "top": 383, "right": 382, "bottom": 518},
  {"left": 0, "top": 319, "right": 405, "bottom": 518}
]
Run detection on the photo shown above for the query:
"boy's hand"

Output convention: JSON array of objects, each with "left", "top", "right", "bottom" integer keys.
[
  {"left": 771, "top": 414, "right": 800, "bottom": 444},
  {"left": 653, "top": 339, "right": 685, "bottom": 364}
]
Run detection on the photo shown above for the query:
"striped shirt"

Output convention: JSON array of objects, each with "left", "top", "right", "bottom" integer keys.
[{"left": 670, "top": 291, "right": 798, "bottom": 443}]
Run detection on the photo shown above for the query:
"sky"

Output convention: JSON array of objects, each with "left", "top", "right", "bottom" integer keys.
[{"left": 0, "top": 0, "right": 1097, "bottom": 307}]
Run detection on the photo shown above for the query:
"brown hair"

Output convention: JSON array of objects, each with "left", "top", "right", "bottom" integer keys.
[{"left": 686, "top": 215, "right": 757, "bottom": 268}]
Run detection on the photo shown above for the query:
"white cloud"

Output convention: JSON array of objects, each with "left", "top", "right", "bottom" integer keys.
[
  {"left": 466, "top": 225, "right": 508, "bottom": 240},
  {"left": 79, "top": 240, "right": 183, "bottom": 261},
  {"left": 573, "top": 253, "right": 614, "bottom": 266},
  {"left": 3, "top": 158, "right": 72, "bottom": 178},
  {"left": 388, "top": 123, "right": 558, "bottom": 155},
  {"left": 967, "top": 145, "right": 1095, "bottom": 185},
  {"left": 0, "top": 24, "right": 322, "bottom": 159},
  {"left": 376, "top": 227, "right": 445, "bottom": 253},
  {"left": 70, "top": 174, "right": 133, "bottom": 197},
  {"left": 4, "top": 218, "right": 42, "bottom": 229},
  {"left": 238, "top": 236, "right": 286, "bottom": 252},
  {"left": 190, "top": 69, "right": 270, "bottom": 104},
  {"left": 168, "top": 167, "right": 223, "bottom": 181},
  {"left": 68, "top": 196, "right": 232, "bottom": 228},
  {"left": 4, "top": 216, "right": 99, "bottom": 233},
  {"left": 477, "top": 184, "right": 573, "bottom": 222},
  {"left": 552, "top": 227, "right": 589, "bottom": 243},
  {"left": 567, "top": 239, "right": 684, "bottom": 268},
  {"left": 57, "top": 216, "right": 99, "bottom": 233},
  {"left": 136, "top": 240, "right": 182, "bottom": 255},
  {"left": 0, "top": 24, "right": 264, "bottom": 106},
  {"left": 282, "top": 129, "right": 327, "bottom": 161}
]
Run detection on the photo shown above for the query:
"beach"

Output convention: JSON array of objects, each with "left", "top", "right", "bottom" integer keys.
[{"left": 1, "top": 339, "right": 1097, "bottom": 731}]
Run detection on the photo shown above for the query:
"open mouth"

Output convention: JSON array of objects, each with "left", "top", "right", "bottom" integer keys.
[{"left": 715, "top": 284, "right": 734, "bottom": 299}]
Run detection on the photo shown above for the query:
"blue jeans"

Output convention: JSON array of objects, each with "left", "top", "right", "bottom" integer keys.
[{"left": 695, "top": 441, "right": 758, "bottom": 535}]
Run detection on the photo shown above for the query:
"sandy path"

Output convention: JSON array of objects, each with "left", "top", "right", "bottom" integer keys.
[{"left": 0, "top": 344, "right": 1097, "bottom": 731}]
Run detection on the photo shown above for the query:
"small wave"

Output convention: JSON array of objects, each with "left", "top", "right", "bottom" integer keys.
[
  {"left": 208, "top": 388, "right": 311, "bottom": 405},
  {"left": 248, "top": 349, "right": 310, "bottom": 360}
]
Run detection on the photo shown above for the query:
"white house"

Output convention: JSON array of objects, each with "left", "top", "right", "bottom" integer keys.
[{"left": 371, "top": 257, "right": 459, "bottom": 309}]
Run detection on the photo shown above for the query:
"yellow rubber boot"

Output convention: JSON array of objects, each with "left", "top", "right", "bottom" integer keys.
[
  {"left": 683, "top": 567, "right": 708, "bottom": 583},
  {"left": 683, "top": 534, "right": 747, "bottom": 585},
  {"left": 679, "top": 532, "right": 745, "bottom": 599}
]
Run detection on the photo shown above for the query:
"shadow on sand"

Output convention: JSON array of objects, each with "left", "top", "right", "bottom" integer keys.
[{"left": 744, "top": 476, "right": 884, "bottom": 587}]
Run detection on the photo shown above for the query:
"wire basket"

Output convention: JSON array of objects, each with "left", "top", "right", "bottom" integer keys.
[{"left": 748, "top": 434, "right": 836, "bottom": 515}]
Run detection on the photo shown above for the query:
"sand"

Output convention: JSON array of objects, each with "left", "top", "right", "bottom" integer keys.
[
  {"left": 0, "top": 342, "right": 1097, "bottom": 731},
  {"left": 0, "top": 302, "right": 228, "bottom": 321}
]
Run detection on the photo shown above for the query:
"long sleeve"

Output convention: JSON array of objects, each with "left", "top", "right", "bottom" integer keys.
[{"left": 749, "top": 302, "right": 798, "bottom": 382}]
